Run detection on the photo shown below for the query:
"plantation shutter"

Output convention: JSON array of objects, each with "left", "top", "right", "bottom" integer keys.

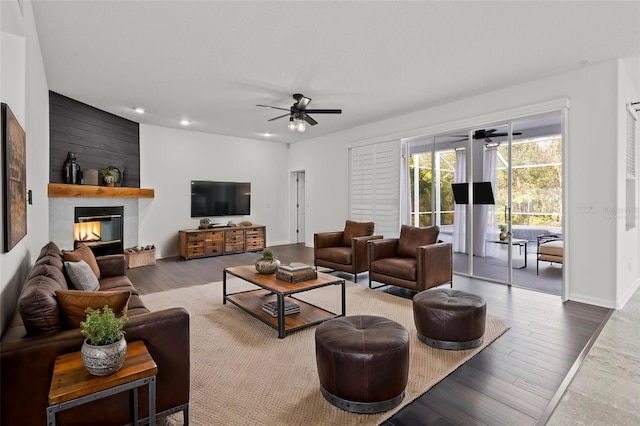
[
  {"left": 626, "top": 105, "right": 637, "bottom": 230},
  {"left": 350, "top": 141, "right": 401, "bottom": 238}
]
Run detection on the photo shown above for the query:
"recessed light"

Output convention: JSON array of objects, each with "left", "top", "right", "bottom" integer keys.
[
  {"left": 262, "top": 132, "right": 272, "bottom": 137},
  {"left": 579, "top": 59, "right": 591, "bottom": 66},
  {"left": 134, "top": 107, "right": 145, "bottom": 114},
  {"left": 180, "top": 119, "right": 191, "bottom": 126}
]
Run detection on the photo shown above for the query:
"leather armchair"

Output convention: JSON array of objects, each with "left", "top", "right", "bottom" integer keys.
[
  {"left": 314, "top": 220, "right": 383, "bottom": 283},
  {"left": 368, "top": 225, "right": 452, "bottom": 291}
]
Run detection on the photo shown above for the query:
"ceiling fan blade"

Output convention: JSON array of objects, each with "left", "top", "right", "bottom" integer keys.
[
  {"left": 482, "top": 131, "right": 523, "bottom": 137},
  {"left": 447, "top": 129, "right": 523, "bottom": 141},
  {"left": 267, "top": 113, "right": 290, "bottom": 122},
  {"left": 256, "top": 104, "right": 290, "bottom": 112},
  {"left": 304, "top": 114, "right": 318, "bottom": 126},
  {"left": 304, "top": 109, "right": 342, "bottom": 114}
]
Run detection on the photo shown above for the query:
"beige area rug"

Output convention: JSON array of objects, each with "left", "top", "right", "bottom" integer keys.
[{"left": 141, "top": 279, "right": 509, "bottom": 426}]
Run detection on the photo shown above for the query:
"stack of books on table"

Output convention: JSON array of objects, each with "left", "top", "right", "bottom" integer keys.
[
  {"left": 261, "top": 300, "right": 300, "bottom": 317},
  {"left": 276, "top": 262, "right": 318, "bottom": 283}
]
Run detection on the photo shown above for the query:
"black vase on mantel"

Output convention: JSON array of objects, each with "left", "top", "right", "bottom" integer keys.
[{"left": 62, "top": 152, "right": 83, "bottom": 184}]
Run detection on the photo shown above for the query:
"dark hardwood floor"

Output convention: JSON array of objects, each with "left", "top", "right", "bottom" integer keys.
[{"left": 127, "top": 243, "right": 611, "bottom": 425}]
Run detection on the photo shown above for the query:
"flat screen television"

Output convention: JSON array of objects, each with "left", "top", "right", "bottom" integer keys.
[
  {"left": 451, "top": 182, "right": 495, "bottom": 205},
  {"left": 190, "top": 181, "right": 251, "bottom": 217}
]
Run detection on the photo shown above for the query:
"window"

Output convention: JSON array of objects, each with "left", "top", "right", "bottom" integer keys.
[
  {"left": 408, "top": 149, "right": 457, "bottom": 227},
  {"left": 495, "top": 136, "right": 562, "bottom": 227},
  {"left": 350, "top": 141, "right": 401, "bottom": 237},
  {"left": 626, "top": 105, "right": 637, "bottom": 231}
]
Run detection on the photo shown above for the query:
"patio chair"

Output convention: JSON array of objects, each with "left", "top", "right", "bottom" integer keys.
[{"left": 536, "top": 233, "right": 563, "bottom": 275}]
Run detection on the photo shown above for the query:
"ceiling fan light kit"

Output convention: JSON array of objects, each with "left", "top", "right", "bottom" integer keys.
[
  {"left": 288, "top": 116, "right": 306, "bottom": 132},
  {"left": 258, "top": 93, "right": 342, "bottom": 133}
]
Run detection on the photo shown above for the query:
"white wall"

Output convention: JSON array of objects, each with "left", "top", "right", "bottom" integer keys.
[
  {"left": 616, "top": 56, "right": 640, "bottom": 308},
  {"left": 139, "top": 124, "right": 290, "bottom": 258},
  {"left": 287, "top": 136, "right": 350, "bottom": 239},
  {"left": 290, "top": 58, "right": 639, "bottom": 309},
  {"left": 0, "top": 0, "right": 52, "bottom": 332}
]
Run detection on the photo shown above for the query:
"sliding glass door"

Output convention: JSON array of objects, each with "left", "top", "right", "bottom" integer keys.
[
  {"left": 407, "top": 113, "right": 563, "bottom": 294},
  {"left": 470, "top": 123, "right": 512, "bottom": 284}
]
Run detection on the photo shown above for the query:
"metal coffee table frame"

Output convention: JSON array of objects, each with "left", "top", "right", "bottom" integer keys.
[{"left": 223, "top": 265, "right": 345, "bottom": 338}]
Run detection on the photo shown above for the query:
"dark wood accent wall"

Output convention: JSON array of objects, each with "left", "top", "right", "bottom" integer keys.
[{"left": 49, "top": 91, "right": 140, "bottom": 187}]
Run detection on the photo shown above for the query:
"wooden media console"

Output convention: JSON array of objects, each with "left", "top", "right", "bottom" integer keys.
[{"left": 178, "top": 225, "right": 266, "bottom": 260}]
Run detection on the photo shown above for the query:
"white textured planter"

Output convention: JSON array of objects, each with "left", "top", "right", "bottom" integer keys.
[
  {"left": 81, "top": 334, "right": 127, "bottom": 376},
  {"left": 255, "top": 259, "right": 280, "bottom": 274}
]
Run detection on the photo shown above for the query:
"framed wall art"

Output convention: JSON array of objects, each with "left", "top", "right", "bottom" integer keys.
[{"left": 2, "top": 103, "right": 27, "bottom": 252}]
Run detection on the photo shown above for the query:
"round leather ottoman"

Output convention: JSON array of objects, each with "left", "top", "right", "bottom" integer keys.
[
  {"left": 315, "top": 315, "right": 409, "bottom": 413},
  {"left": 413, "top": 289, "right": 486, "bottom": 350}
]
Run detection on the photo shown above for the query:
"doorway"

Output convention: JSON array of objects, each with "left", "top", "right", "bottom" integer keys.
[
  {"left": 407, "top": 113, "right": 563, "bottom": 295},
  {"left": 290, "top": 171, "right": 306, "bottom": 243}
]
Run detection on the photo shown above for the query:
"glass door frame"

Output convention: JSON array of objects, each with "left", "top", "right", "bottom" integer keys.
[{"left": 404, "top": 109, "right": 566, "bottom": 296}]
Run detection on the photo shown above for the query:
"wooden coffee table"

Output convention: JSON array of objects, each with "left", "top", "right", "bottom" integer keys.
[{"left": 223, "top": 265, "right": 345, "bottom": 338}]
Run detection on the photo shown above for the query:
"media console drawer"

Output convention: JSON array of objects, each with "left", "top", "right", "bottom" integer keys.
[
  {"left": 245, "top": 227, "right": 266, "bottom": 251},
  {"left": 178, "top": 225, "right": 266, "bottom": 260}
]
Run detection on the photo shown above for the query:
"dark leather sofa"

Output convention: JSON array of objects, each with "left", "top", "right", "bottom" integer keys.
[{"left": 0, "top": 242, "right": 190, "bottom": 425}]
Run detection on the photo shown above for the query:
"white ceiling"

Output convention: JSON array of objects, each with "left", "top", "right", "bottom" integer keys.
[{"left": 30, "top": 0, "right": 640, "bottom": 144}]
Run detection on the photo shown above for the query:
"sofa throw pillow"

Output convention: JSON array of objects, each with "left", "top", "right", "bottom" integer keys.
[
  {"left": 56, "top": 290, "right": 130, "bottom": 329},
  {"left": 64, "top": 260, "right": 100, "bottom": 291},
  {"left": 342, "top": 220, "right": 375, "bottom": 247},
  {"left": 63, "top": 245, "right": 101, "bottom": 279},
  {"left": 19, "top": 273, "right": 69, "bottom": 336},
  {"left": 397, "top": 225, "right": 440, "bottom": 258}
]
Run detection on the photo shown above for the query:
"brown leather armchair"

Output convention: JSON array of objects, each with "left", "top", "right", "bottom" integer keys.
[
  {"left": 314, "top": 220, "right": 383, "bottom": 283},
  {"left": 368, "top": 225, "right": 452, "bottom": 291}
]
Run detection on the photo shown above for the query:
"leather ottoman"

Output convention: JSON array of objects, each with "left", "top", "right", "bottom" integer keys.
[
  {"left": 315, "top": 315, "right": 409, "bottom": 413},
  {"left": 413, "top": 288, "right": 486, "bottom": 350}
]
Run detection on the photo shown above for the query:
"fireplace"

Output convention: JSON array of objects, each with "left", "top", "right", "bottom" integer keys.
[{"left": 74, "top": 206, "right": 124, "bottom": 256}]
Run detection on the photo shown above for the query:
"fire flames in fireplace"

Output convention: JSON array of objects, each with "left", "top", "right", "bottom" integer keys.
[
  {"left": 74, "top": 221, "right": 101, "bottom": 242},
  {"left": 74, "top": 206, "right": 124, "bottom": 255}
]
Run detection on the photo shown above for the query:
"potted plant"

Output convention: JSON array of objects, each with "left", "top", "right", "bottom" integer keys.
[
  {"left": 498, "top": 224, "right": 508, "bottom": 241},
  {"left": 80, "top": 305, "right": 128, "bottom": 376},
  {"left": 101, "top": 168, "right": 117, "bottom": 187},
  {"left": 199, "top": 218, "right": 211, "bottom": 229},
  {"left": 255, "top": 248, "right": 280, "bottom": 274}
]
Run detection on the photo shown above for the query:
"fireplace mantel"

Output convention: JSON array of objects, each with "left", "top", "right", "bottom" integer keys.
[{"left": 48, "top": 184, "right": 154, "bottom": 198}]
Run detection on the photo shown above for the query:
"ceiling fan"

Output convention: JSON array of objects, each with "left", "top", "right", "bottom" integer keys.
[
  {"left": 448, "top": 128, "right": 522, "bottom": 143},
  {"left": 256, "top": 93, "right": 342, "bottom": 132}
]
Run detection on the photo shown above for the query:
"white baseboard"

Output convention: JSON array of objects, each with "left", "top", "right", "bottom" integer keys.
[
  {"left": 617, "top": 278, "right": 640, "bottom": 309},
  {"left": 567, "top": 293, "right": 617, "bottom": 309}
]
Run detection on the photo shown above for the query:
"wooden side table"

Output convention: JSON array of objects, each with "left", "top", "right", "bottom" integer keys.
[{"left": 47, "top": 340, "right": 157, "bottom": 426}]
